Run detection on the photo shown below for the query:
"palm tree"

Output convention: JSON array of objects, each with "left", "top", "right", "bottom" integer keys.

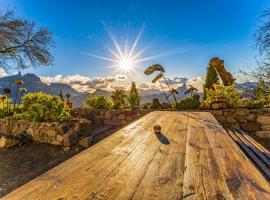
[{"left": 111, "top": 89, "right": 127, "bottom": 105}]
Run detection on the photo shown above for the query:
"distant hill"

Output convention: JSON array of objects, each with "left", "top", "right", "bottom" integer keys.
[
  {"left": 0, "top": 73, "right": 89, "bottom": 107},
  {"left": 0, "top": 73, "right": 203, "bottom": 107}
]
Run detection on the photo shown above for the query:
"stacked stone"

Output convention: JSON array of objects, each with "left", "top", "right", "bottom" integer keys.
[{"left": 211, "top": 109, "right": 270, "bottom": 138}]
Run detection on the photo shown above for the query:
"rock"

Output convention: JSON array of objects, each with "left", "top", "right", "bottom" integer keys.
[
  {"left": 240, "top": 123, "right": 261, "bottom": 132},
  {"left": 257, "top": 116, "right": 270, "bottom": 125},
  {"left": 255, "top": 131, "right": 270, "bottom": 139},
  {"left": 261, "top": 125, "right": 270, "bottom": 131},
  {"left": 235, "top": 109, "right": 249, "bottom": 116},
  {"left": 223, "top": 111, "right": 233, "bottom": 117},
  {"left": 118, "top": 114, "right": 125, "bottom": 120},
  {"left": 63, "top": 146, "right": 70, "bottom": 152},
  {"left": 226, "top": 116, "right": 236, "bottom": 123},
  {"left": 231, "top": 123, "right": 240, "bottom": 129},
  {"left": 215, "top": 116, "right": 227, "bottom": 124},
  {"left": 247, "top": 114, "right": 256, "bottom": 122},
  {"left": 47, "top": 130, "right": 57, "bottom": 138},
  {"left": 79, "top": 136, "right": 92, "bottom": 148},
  {"left": 105, "top": 112, "right": 112, "bottom": 120},
  {"left": 56, "top": 135, "right": 64, "bottom": 144},
  {"left": 63, "top": 131, "right": 79, "bottom": 147},
  {"left": 0, "top": 136, "right": 19, "bottom": 148}
]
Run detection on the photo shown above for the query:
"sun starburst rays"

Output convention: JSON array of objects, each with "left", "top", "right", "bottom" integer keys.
[{"left": 88, "top": 24, "right": 162, "bottom": 75}]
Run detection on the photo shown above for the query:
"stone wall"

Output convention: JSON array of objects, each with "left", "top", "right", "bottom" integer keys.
[
  {"left": 0, "top": 118, "right": 91, "bottom": 148},
  {"left": 72, "top": 108, "right": 151, "bottom": 126},
  {"left": 210, "top": 109, "right": 270, "bottom": 138}
]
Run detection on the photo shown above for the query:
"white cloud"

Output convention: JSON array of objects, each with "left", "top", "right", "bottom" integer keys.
[
  {"left": 187, "top": 77, "right": 205, "bottom": 91},
  {"left": 39, "top": 73, "right": 204, "bottom": 94},
  {"left": 0, "top": 68, "right": 7, "bottom": 77},
  {"left": 40, "top": 74, "right": 127, "bottom": 93}
]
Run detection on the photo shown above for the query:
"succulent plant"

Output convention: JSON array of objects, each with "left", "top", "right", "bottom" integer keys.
[
  {"left": 15, "top": 80, "right": 24, "bottom": 85},
  {"left": 18, "top": 87, "right": 27, "bottom": 93},
  {"left": 0, "top": 95, "right": 7, "bottom": 101}
]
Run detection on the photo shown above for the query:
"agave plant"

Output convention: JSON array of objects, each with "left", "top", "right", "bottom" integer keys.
[{"left": 111, "top": 89, "right": 127, "bottom": 106}]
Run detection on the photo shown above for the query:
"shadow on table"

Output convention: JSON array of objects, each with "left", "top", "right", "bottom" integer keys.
[{"left": 155, "top": 132, "right": 170, "bottom": 145}]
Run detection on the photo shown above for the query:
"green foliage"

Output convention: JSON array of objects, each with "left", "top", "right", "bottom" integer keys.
[
  {"left": 243, "top": 99, "right": 264, "bottom": 109},
  {"left": 112, "top": 101, "right": 121, "bottom": 109},
  {"left": 204, "top": 64, "right": 219, "bottom": 99},
  {"left": 174, "top": 94, "right": 200, "bottom": 109},
  {"left": 15, "top": 92, "right": 70, "bottom": 122},
  {"left": 256, "top": 77, "right": 269, "bottom": 104},
  {"left": 150, "top": 98, "right": 162, "bottom": 109},
  {"left": 111, "top": 89, "right": 126, "bottom": 108},
  {"left": 203, "top": 84, "right": 242, "bottom": 108},
  {"left": 85, "top": 95, "right": 112, "bottom": 109},
  {"left": 205, "top": 64, "right": 218, "bottom": 88},
  {"left": 127, "top": 82, "right": 142, "bottom": 108}
]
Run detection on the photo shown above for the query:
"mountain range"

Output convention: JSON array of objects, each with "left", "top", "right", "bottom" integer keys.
[{"left": 0, "top": 73, "right": 195, "bottom": 107}]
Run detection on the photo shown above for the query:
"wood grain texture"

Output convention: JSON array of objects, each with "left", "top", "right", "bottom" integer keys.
[{"left": 1, "top": 111, "right": 270, "bottom": 200}]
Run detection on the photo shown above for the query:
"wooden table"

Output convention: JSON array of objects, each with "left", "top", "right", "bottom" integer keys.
[{"left": 2, "top": 111, "right": 270, "bottom": 200}]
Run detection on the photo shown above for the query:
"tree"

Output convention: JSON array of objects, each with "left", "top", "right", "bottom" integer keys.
[
  {"left": 111, "top": 89, "right": 126, "bottom": 105},
  {"left": 256, "top": 77, "right": 265, "bottom": 98},
  {"left": 203, "top": 63, "right": 218, "bottom": 99},
  {"left": 0, "top": 10, "right": 53, "bottom": 70},
  {"left": 204, "top": 64, "right": 218, "bottom": 89},
  {"left": 127, "top": 82, "right": 142, "bottom": 108}
]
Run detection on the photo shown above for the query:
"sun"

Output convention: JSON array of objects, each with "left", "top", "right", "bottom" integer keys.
[
  {"left": 119, "top": 58, "right": 133, "bottom": 72},
  {"left": 88, "top": 24, "right": 165, "bottom": 75}
]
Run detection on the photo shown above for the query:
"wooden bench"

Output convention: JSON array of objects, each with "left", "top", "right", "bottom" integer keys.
[
  {"left": 1, "top": 112, "right": 270, "bottom": 200},
  {"left": 227, "top": 128, "right": 270, "bottom": 181}
]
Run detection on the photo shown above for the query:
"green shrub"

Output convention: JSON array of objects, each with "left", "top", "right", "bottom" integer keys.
[
  {"left": 84, "top": 95, "right": 112, "bottom": 109},
  {"left": 203, "top": 84, "right": 242, "bottom": 108},
  {"left": 174, "top": 94, "right": 200, "bottom": 109},
  {"left": 16, "top": 92, "right": 71, "bottom": 122},
  {"left": 243, "top": 99, "right": 264, "bottom": 109},
  {"left": 112, "top": 101, "right": 121, "bottom": 109},
  {"left": 150, "top": 98, "right": 162, "bottom": 109}
]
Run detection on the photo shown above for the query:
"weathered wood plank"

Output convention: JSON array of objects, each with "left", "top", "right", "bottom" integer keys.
[
  {"left": 132, "top": 112, "right": 189, "bottom": 200},
  {"left": 182, "top": 113, "right": 233, "bottom": 199},
  {"left": 237, "top": 128, "right": 270, "bottom": 160},
  {"left": 229, "top": 129, "right": 270, "bottom": 180},
  {"left": 198, "top": 112, "right": 270, "bottom": 200}
]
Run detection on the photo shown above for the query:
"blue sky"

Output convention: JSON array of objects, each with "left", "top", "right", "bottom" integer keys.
[{"left": 1, "top": 0, "right": 270, "bottom": 84}]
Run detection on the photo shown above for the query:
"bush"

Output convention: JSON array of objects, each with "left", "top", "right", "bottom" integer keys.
[
  {"left": 16, "top": 92, "right": 71, "bottom": 122},
  {"left": 174, "top": 94, "right": 200, "bottom": 109},
  {"left": 84, "top": 95, "right": 112, "bottom": 109},
  {"left": 203, "top": 84, "right": 242, "bottom": 108},
  {"left": 112, "top": 101, "right": 121, "bottom": 109},
  {"left": 150, "top": 98, "right": 162, "bottom": 109},
  {"left": 243, "top": 99, "right": 264, "bottom": 109}
]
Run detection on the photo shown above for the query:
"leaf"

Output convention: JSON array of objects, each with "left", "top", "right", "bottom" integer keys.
[
  {"left": 144, "top": 64, "right": 165, "bottom": 75},
  {"left": 152, "top": 73, "right": 163, "bottom": 83}
]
